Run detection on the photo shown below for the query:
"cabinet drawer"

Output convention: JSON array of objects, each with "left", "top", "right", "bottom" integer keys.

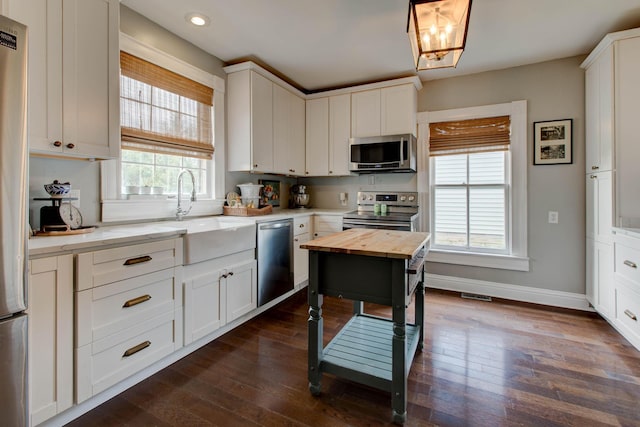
[
  {"left": 76, "top": 312, "right": 177, "bottom": 402},
  {"left": 615, "top": 284, "right": 640, "bottom": 345},
  {"left": 294, "top": 216, "right": 311, "bottom": 236},
  {"left": 76, "top": 238, "right": 182, "bottom": 291},
  {"left": 615, "top": 242, "right": 640, "bottom": 286},
  {"left": 76, "top": 268, "right": 180, "bottom": 347}
]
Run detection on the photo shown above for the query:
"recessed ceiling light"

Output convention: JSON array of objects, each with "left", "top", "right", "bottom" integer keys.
[{"left": 185, "top": 12, "right": 210, "bottom": 27}]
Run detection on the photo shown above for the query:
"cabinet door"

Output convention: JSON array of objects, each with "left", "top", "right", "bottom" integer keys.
[
  {"left": 289, "top": 93, "right": 306, "bottom": 175},
  {"left": 61, "top": 0, "right": 120, "bottom": 159},
  {"left": 329, "top": 94, "right": 351, "bottom": 176},
  {"left": 8, "top": 0, "right": 64, "bottom": 154},
  {"left": 226, "top": 260, "right": 257, "bottom": 322},
  {"left": 596, "top": 241, "right": 614, "bottom": 320},
  {"left": 587, "top": 171, "right": 613, "bottom": 243},
  {"left": 381, "top": 84, "right": 417, "bottom": 136},
  {"left": 294, "top": 232, "right": 310, "bottom": 287},
  {"left": 28, "top": 255, "right": 73, "bottom": 426},
  {"left": 273, "top": 84, "right": 290, "bottom": 175},
  {"left": 586, "top": 237, "right": 595, "bottom": 306},
  {"left": 585, "top": 45, "right": 613, "bottom": 173},
  {"left": 274, "top": 86, "right": 305, "bottom": 175},
  {"left": 251, "top": 72, "right": 274, "bottom": 172},
  {"left": 305, "top": 98, "right": 330, "bottom": 176},
  {"left": 351, "top": 89, "right": 381, "bottom": 137},
  {"left": 184, "top": 269, "right": 226, "bottom": 345},
  {"left": 615, "top": 36, "right": 640, "bottom": 221}
]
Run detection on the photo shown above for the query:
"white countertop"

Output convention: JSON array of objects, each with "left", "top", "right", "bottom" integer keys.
[
  {"left": 28, "top": 208, "right": 350, "bottom": 258},
  {"left": 613, "top": 227, "right": 640, "bottom": 239}
]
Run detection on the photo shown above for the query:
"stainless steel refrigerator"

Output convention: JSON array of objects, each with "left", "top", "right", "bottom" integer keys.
[{"left": 0, "top": 14, "right": 29, "bottom": 427}]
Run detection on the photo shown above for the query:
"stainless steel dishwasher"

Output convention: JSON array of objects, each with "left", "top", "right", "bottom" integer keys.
[{"left": 257, "top": 218, "right": 294, "bottom": 306}]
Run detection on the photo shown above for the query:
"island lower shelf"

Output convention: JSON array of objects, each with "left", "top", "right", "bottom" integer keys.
[{"left": 321, "top": 314, "right": 421, "bottom": 392}]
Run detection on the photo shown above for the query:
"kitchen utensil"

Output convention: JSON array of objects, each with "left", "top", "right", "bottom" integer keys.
[{"left": 59, "top": 202, "right": 83, "bottom": 229}]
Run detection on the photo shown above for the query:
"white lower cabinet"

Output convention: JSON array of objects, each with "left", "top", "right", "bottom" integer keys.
[
  {"left": 225, "top": 260, "right": 258, "bottom": 321},
  {"left": 28, "top": 255, "right": 74, "bottom": 426},
  {"left": 75, "top": 239, "right": 183, "bottom": 403},
  {"left": 293, "top": 216, "right": 311, "bottom": 288},
  {"left": 183, "top": 251, "right": 257, "bottom": 345},
  {"left": 313, "top": 214, "right": 343, "bottom": 238},
  {"left": 586, "top": 238, "right": 615, "bottom": 320},
  {"left": 613, "top": 231, "right": 640, "bottom": 350}
]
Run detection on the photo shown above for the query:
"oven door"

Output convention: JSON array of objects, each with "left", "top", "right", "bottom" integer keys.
[{"left": 342, "top": 220, "right": 412, "bottom": 232}]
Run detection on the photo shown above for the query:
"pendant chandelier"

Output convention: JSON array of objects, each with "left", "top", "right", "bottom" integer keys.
[{"left": 407, "top": 0, "right": 472, "bottom": 70}]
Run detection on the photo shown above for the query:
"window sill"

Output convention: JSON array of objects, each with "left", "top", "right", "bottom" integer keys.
[
  {"left": 426, "top": 248, "right": 530, "bottom": 272},
  {"left": 102, "top": 198, "right": 223, "bottom": 223}
]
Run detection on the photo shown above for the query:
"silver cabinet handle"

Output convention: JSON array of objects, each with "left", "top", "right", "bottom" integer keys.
[
  {"left": 624, "top": 260, "right": 637, "bottom": 269},
  {"left": 590, "top": 175, "right": 597, "bottom": 179},
  {"left": 591, "top": 165, "right": 599, "bottom": 170},
  {"left": 624, "top": 309, "right": 637, "bottom": 321}
]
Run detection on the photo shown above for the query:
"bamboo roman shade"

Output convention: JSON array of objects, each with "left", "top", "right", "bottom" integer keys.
[
  {"left": 120, "top": 52, "right": 214, "bottom": 159},
  {"left": 429, "top": 115, "right": 511, "bottom": 156}
]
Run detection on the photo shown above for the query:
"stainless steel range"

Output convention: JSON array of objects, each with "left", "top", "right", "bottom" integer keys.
[{"left": 343, "top": 191, "right": 419, "bottom": 232}]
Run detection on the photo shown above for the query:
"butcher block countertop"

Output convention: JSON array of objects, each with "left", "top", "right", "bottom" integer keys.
[{"left": 301, "top": 228, "right": 430, "bottom": 259}]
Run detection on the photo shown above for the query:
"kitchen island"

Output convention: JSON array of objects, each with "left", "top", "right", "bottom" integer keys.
[{"left": 301, "top": 228, "right": 430, "bottom": 424}]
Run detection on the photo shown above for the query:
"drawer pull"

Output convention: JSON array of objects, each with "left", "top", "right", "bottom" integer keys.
[
  {"left": 123, "top": 340, "right": 151, "bottom": 358},
  {"left": 122, "top": 294, "right": 152, "bottom": 308},
  {"left": 591, "top": 165, "right": 599, "bottom": 170},
  {"left": 624, "top": 309, "right": 637, "bottom": 321},
  {"left": 623, "top": 260, "right": 637, "bottom": 269},
  {"left": 123, "top": 255, "right": 152, "bottom": 266}
]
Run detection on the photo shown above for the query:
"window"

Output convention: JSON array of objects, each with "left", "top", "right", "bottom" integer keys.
[
  {"left": 119, "top": 51, "right": 213, "bottom": 197},
  {"left": 419, "top": 101, "right": 529, "bottom": 271},
  {"left": 101, "top": 34, "right": 226, "bottom": 223},
  {"left": 432, "top": 151, "right": 508, "bottom": 253},
  {"left": 430, "top": 115, "right": 510, "bottom": 254}
]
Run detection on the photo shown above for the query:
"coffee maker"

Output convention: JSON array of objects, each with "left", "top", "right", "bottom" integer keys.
[{"left": 290, "top": 184, "right": 310, "bottom": 209}]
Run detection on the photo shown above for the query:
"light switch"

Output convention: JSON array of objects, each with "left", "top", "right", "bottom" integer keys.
[{"left": 548, "top": 211, "right": 558, "bottom": 224}]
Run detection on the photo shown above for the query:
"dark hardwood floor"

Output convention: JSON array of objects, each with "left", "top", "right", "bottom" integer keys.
[{"left": 68, "top": 289, "right": 640, "bottom": 426}]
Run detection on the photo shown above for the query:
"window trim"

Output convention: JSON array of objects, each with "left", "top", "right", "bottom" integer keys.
[
  {"left": 101, "top": 33, "right": 226, "bottom": 223},
  {"left": 417, "top": 100, "right": 529, "bottom": 271}
]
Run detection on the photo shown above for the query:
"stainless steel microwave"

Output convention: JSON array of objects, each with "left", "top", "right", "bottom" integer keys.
[{"left": 349, "top": 134, "right": 417, "bottom": 173}]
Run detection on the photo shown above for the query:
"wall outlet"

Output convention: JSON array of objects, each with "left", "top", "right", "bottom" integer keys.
[
  {"left": 368, "top": 175, "right": 375, "bottom": 185},
  {"left": 69, "top": 189, "right": 80, "bottom": 208},
  {"left": 548, "top": 211, "right": 558, "bottom": 224}
]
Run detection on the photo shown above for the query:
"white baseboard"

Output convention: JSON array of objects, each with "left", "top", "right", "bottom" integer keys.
[{"left": 426, "top": 273, "right": 593, "bottom": 311}]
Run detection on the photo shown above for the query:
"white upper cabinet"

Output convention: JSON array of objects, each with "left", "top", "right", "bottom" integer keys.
[
  {"left": 9, "top": 0, "right": 120, "bottom": 159},
  {"left": 227, "top": 64, "right": 305, "bottom": 175},
  {"left": 351, "top": 84, "right": 417, "bottom": 138},
  {"left": 615, "top": 36, "right": 640, "bottom": 223},
  {"left": 305, "top": 98, "right": 330, "bottom": 176},
  {"left": 351, "top": 89, "right": 381, "bottom": 137},
  {"left": 584, "top": 44, "right": 614, "bottom": 174},
  {"left": 305, "top": 94, "right": 351, "bottom": 176},
  {"left": 227, "top": 69, "right": 274, "bottom": 172},
  {"left": 329, "top": 94, "right": 351, "bottom": 176},
  {"left": 274, "top": 85, "right": 305, "bottom": 176}
]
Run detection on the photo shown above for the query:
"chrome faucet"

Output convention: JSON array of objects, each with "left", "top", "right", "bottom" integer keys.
[{"left": 176, "top": 169, "right": 196, "bottom": 221}]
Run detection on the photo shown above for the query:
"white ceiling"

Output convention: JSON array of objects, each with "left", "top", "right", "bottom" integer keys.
[{"left": 121, "top": 0, "right": 640, "bottom": 92}]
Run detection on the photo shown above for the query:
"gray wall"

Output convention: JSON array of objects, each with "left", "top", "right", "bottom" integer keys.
[{"left": 421, "top": 55, "right": 587, "bottom": 294}]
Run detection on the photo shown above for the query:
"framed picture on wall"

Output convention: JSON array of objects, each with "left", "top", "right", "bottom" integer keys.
[
  {"left": 533, "top": 119, "right": 573, "bottom": 165},
  {"left": 258, "top": 179, "right": 280, "bottom": 206}
]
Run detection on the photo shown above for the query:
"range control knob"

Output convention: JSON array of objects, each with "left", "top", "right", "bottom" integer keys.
[
  {"left": 400, "top": 195, "right": 407, "bottom": 202},
  {"left": 408, "top": 195, "right": 416, "bottom": 202},
  {"left": 368, "top": 195, "right": 374, "bottom": 200},
  {"left": 361, "top": 194, "right": 368, "bottom": 200}
]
